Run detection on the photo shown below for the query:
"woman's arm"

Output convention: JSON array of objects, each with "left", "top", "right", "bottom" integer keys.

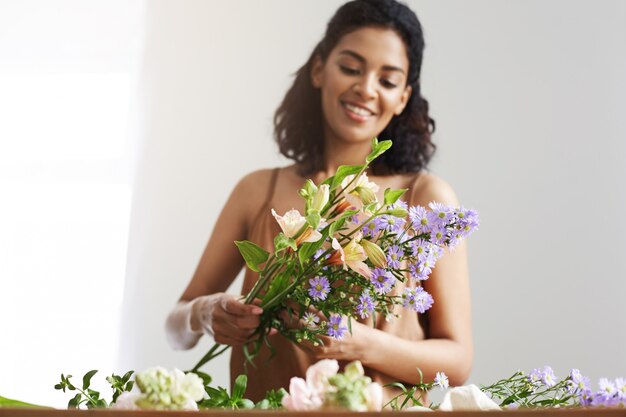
[
  {"left": 302, "top": 174, "right": 473, "bottom": 386},
  {"left": 165, "top": 169, "right": 275, "bottom": 350}
]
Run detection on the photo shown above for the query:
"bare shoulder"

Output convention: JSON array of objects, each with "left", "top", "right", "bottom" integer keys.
[{"left": 411, "top": 172, "right": 460, "bottom": 207}]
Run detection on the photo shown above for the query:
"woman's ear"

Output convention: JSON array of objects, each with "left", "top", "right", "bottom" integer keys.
[
  {"left": 394, "top": 85, "right": 413, "bottom": 115},
  {"left": 310, "top": 55, "right": 323, "bottom": 88}
]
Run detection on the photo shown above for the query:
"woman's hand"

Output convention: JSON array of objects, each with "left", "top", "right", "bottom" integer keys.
[
  {"left": 191, "top": 293, "right": 267, "bottom": 346},
  {"left": 281, "top": 308, "right": 371, "bottom": 362}
]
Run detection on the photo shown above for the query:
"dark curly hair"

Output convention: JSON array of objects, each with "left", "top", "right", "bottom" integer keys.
[{"left": 274, "top": 0, "right": 436, "bottom": 176}]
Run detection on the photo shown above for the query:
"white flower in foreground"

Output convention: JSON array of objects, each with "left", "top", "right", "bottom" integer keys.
[
  {"left": 363, "top": 382, "right": 384, "bottom": 411},
  {"left": 271, "top": 208, "right": 322, "bottom": 244},
  {"left": 438, "top": 384, "right": 501, "bottom": 411},
  {"left": 113, "top": 392, "right": 141, "bottom": 410},
  {"left": 306, "top": 359, "right": 340, "bottom": 395},
  {"left": 434, "top": 371, "right": 449, "bottom": 390},
  {"left": 281, "top": 377, "right": 323, "bottom": 411}
]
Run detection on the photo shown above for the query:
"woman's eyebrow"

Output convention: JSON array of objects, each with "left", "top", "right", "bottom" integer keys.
[{"left": 338, "top": 49, "right": 406, "bottom": 74}]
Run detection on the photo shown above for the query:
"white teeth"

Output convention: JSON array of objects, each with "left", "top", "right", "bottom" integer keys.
[{"left": 344, "top": 102, "right": 373, "bottom": 116}]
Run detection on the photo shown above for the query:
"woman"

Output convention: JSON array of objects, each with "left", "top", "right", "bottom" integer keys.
[{"left": 166, "top": 0, "right": 472, "bottom": 403}]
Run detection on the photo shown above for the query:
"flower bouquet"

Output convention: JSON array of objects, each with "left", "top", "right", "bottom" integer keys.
[{"left": 192, "top": 138, "right": 479, "bottom": 371}]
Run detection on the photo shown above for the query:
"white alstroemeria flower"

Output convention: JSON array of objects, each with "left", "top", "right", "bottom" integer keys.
[
  {"left": 271, "top": 208, "right": 322, "bottom": 245},
  {"left": 272, "top": 208, "right": 306, "bottom": 238},
  {"left": 438, "top": 384, "right": 501, "bottom": 411},
  {"left": 327, "top": 233, "right": 372, "bottom": 279}
]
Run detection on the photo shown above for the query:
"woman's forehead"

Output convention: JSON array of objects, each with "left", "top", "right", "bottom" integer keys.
[{"left": 331, "top": 26, "right": 409, "bottom": 70}]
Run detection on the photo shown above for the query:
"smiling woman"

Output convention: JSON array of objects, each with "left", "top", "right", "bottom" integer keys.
[{"left": 165, "top": 0, "right": 471, "bottom": 404}]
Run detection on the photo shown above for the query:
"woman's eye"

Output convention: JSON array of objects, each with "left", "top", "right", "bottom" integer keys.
[
  {"left": 380, "top": 79, "right": 397, "bottom": 89},
  {"left": 339, "top": 65, "right": 360, "bottom": 75}
]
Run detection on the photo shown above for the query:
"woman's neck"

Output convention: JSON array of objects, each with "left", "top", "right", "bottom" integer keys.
[{"left": 317, "top": 135, "right": 373, "bottom": 180}]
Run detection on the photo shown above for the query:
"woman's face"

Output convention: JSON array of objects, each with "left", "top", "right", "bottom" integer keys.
[{"left": 311, "top": 26, "right": 412, "bottom": 146}]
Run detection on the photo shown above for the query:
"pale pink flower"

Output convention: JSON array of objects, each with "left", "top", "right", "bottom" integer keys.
[
  {"left": 306, "top": 359, "right": 340, "bottom": 395},
  {"left": 327, "top": 233, "right": 372, "bottom": 278},
  {"left": 271, "top": 208, "right": 322, "bottom": 244},
  {"left": 364, "top": 382, "right": 384, "bottom": 411},
  {"left": 281, "top": 377, "right": 323, "bottom": 411}
]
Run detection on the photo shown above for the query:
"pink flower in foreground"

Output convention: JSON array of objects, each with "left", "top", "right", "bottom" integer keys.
[{"left": 282, "top": 360, "right": 339, "bottom": 411}]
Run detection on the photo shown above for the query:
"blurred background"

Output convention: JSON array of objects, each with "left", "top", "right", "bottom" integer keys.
[{"left": 0, "top": 0, "right": 624, "bottom": 408}]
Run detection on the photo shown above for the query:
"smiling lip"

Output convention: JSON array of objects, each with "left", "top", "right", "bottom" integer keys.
[{"left": 341, "top": 100, "right": 375, "bottom": 123}]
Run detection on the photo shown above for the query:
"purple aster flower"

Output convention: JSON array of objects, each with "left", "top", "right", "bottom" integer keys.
[
  {"left": 375, "top": 214, "right": 405, "bottom": 235},
  {"left": 327, "top": 314, "right": 347, "bottom": 340},
  {"left": 541, "top": 366, "right": 557, "bottom": 387},
  {"left": 434, "top": 372, "right": 449, "bottom": 390},
  {"left": 410, "top": 238, "right": 430, "bottom": 260},
  {"left": 370, "top": 267, "right": 395, "bottom": 294},
  {"left": 578, "top": 388, "right": 594, "bottom": 406},
  {"left": 528, "top": 368, "right": 544, "bottom": 386},
  {"left": 361, "top": 220, "right": 379, "bottom": 238},
  {"left": 303, "top": 312, "right": 320, "bottom": 329},
  {"left": 428, "top": 201, "right": 453, "bottom": 226},
  {"left": 308, "top": 276, "right": 330, "bottom": 301},
  {"left": 598, "top": 377, "right": 617, "bottom": 398},
  {"left": 386, "top": 245, "right": 404, "bottom": 269},
  {"left": 409, "top": 261, "right": 430, "bottom": 281},
  {"left": 355, "top": 290, "right": 375, "bottom": 319},
  {"left": 402, "top": 287, "right": 434, "bottom": 313},
  {"left": 408, "top": 205, "right": 430, "bottom": 235},
  {"left": 430, "top": 225, "right": 447, "bottom": 246},
  {"left": 568, "top": 369, "right": 591, "bottom": 393}
]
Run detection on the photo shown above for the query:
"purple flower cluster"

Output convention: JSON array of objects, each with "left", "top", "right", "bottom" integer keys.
[
  {"left": 370, "top": 268, "right": 395, "bottom": 294},
  {"left": 408, "top": 203, "right": 479, "bottom": 248},
  {"left": 529, "top": 366, "right": 557, "bottom": 387},
  {"left": 407, "top": 238, "right": 443, "bottom": 281},
  {"left": 581, "top": 375, "right": 626, "bottom": 407},
  {"left": 402, "top": 286, "right": 434, "bottom": 313},
  {"left": 327, "top": 314, "right": 348, "bottom": 340},
  {"left": 375, "top": 214, "right": 405, "bottom": 235},
  {"left": 386, "top": 245, "right": 404, "bottom": 269},
  {"left": 308, "top": 276, "right": 330, "bottom": 301},
  {"left": 355, "top": 290, "right": 375, "bottom": 319}
]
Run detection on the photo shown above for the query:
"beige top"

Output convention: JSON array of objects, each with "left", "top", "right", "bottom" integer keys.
[{"left": 230, "top": 168, "right": 429, "bottom": 403}]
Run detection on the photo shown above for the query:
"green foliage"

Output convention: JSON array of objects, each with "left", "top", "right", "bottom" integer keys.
[
  {"left": 54, "top": 370, "right": 109, "bottom": 409},
  {"left": 331, "top": 164, "right": 366, "bottom": 189},
  {"left": 106, "top": 371, "right": 135, "bottom": 403},
  {"left": 366, "top": 137, "right": 392, "bottom": 163},
  {"left": 273, "top": 232, "right": 297, "bottom": 253},
  {"left": 384, "top": 187, "right": 407, "bottom": 206},
  {"left": 198, "top": 375, "right": 254, "bottom": 410},
  {"left": 0, "top": 396, "right": 50, "bottom": 409},
  {"left": 234, "top": 240, "right": 269, "bottom": 272},
  {"left": 255, "top": 388, "right": 287, "bottom": 409}
]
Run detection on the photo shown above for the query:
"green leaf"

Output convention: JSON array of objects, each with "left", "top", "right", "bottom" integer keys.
[
  {"left": 329, "top": 216, "right": 347, "bottom": 236},
  {"left": 273, "top": 233, "right": 296, "bottom": 253},
  {"left": 68, "top": 393, "right": 82, "bottom": 409},
  {"left": 192, "top": 370, "right": 212, "bottom": 387},
  {"left": 261, "top": 266, "right": 293, "bottom": 306},
  {"left": 82, "top": 370, "right": 98, "bottom": 390},
  {"left": 0, "top": 396, "right": 51, "bottom": 409},
  {"left": 121, "top": 370, "right": 134, "bottom": 383},
  {"left": 384, "top": 188, "right": 407, "bottom": 206},
  {"left": 331, "top": 164, "right": 365, "bottom": 189},
  {"left": 366, "top": 138, "right": 392, "bottom": 163},
  {"left": 124, "top": 381, "right": 134, "bottom": 392},
  {"left": 254, "top": 399, "right": 269, "bottom": 409},
  {"left": 237, "top": 398, "right": 255, "bottom": 409},
  {"left": 235, "top": 240, "right": 269, "bottom": 272}
]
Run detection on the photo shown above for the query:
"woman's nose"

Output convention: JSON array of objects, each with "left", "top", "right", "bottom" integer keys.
[{"left": 353, "top": 73, "right": 377, "bottom": 100}]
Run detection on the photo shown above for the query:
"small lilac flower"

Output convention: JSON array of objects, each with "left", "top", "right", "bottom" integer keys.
[
  {"left": 428, "top": 202, "right": 453, "bottom": 226},
  {"left": 541, "top": 366, "right": 557, "bottom": 387},
  {"left": 303, "top": 312, "right": 320, "bottom": 329},
  {"left": 529, "top": 368, "right": 544, "bottom": 385},
  {"left": 434, "top": 372, "right": 449, "bottom": 390},
  {"left": 327, "top": 314, "right": 347, "bottom": 340},
  {"left": 355, "top": 290, "right": 375, "bottom": 319},
  {"left": 568, "top": 369, "right": 591, "bottom": 393},
  {"left": 390, "top": 200, "right": 408, "bottom": 211},
  {"left": 386, "top": 245, "right": 404, "bottom": 269},
  {"left": 370, "top": 267, "right": 395, "bottom": 294},
  {"left": 429, "top": 225, "right": 447, "bottom": 246},
  {"left": 408, "top": 205, "right": 430, "bottom": 235},
  {"left": 408, "top": 261, "right": 430, "bottom": 281},
  {"left": 402, "top": 287, "right": 434, "bottom": 313},
  {"left": 598, "top": 377, "right": 617, "bottom": 398},
  {"left": 361, "top": 220, "right": 379, "bottom": 238},
  {"left": 308, "top": 276, "right": 330, "bottom": 301},
  {"left": 410, "top": 238, "right": 430, "bottom": 260},
  {"left": 375, "top": 214, "right": 405, "bottom": 235},
  {"left": 578, "top": 388, "right": 594, "bottom": 406}
]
